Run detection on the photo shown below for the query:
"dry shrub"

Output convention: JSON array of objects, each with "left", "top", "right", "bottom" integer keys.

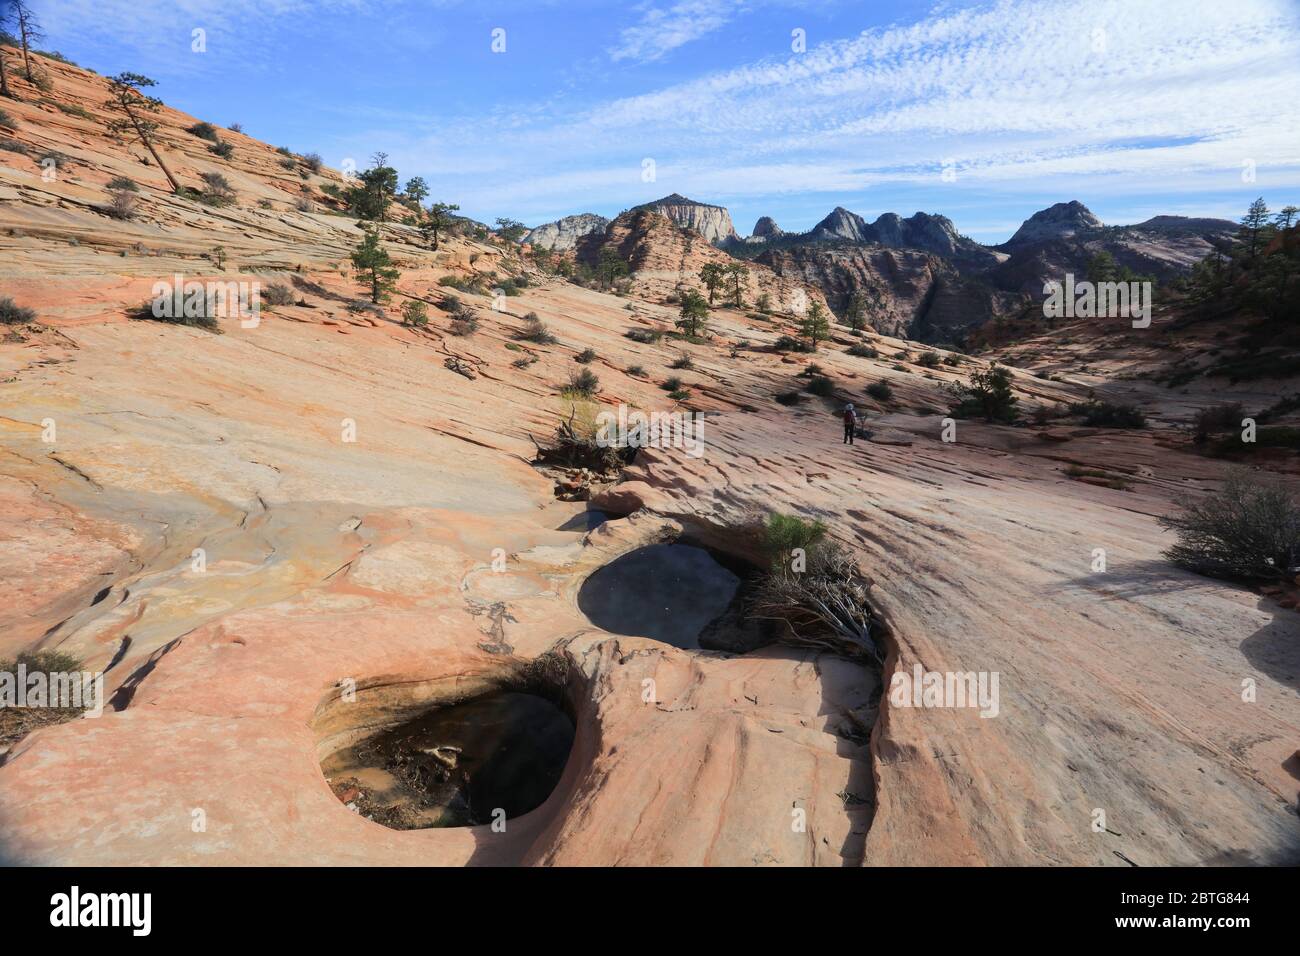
[
  {"left": 750, "top": 513, "right": 883, "bottom": 662},
  {"left": 1160, "top": 470, "right": 1300, "bottom": 580}
]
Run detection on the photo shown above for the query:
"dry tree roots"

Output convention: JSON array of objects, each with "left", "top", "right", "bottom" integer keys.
[{"left": 750, "top": 543, "right": 884, "bottom": 663}]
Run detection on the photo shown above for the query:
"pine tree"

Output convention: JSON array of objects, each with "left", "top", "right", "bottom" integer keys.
[
  {"left": 351, "top": 228, "right": 400, "bottom": 304},
  {"left": 0, "top": 29, "right": 12, "bottom": 99},
  {"left": 676, "top": 289, "right": 710, "bottom": 338},
  {"left": 403, "top": 177, "right": 428, "bottom": 207},
  {"left": 698, "top": 262, "right": 726, "bottom": 305},
  {"left": 103, "top": 73, "right": 181, "bottom": 193},
  {"left": 9, "top": 1, "right": 43, "bottom": 84},
  {"left": 420, "top": 202, "right": 460, "bottom": 250},
  {"left": 725, "top": 262, "right": 748, "bottom": 306},
  {"left": 800, "top": 301, "right": 830, "bottom": 350},
  {"left": 1240, "top": 197, "right": 1271, "bottom": 259}
]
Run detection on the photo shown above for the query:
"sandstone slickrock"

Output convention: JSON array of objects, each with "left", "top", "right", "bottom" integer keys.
[{"left": 1, "top": 51, "right": 1297, "bottom": 870}]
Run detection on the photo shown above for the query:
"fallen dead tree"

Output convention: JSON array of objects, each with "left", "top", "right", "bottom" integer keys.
[{"left": 529, "top": 405, "right": 629, "bottom": 475}]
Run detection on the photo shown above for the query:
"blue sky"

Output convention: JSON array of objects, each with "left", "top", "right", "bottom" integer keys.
[{"left": 26, "top": 0, "right": 1300, "bottom": 242}]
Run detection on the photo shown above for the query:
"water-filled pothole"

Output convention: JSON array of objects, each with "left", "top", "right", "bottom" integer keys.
[
  {"left": 577, "top": 543, "right": 752, "bottom": 649},
  {"left": 321, "top": 688, "right": 574, "bottom": 830}
]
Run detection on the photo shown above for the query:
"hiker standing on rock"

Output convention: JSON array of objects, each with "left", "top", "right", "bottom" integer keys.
[{"left": 842, "top": 403, "right": 857, "bottom": 445}]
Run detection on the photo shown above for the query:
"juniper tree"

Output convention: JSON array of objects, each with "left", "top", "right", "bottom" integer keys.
[
  {"left": 103, "top": 73, "right": 181, "bottom": 193},
  {"left": 351, "top": 228, "right": 400, "bottom": 304}
]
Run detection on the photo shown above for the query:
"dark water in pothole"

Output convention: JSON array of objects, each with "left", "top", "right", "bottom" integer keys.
[
  {"left": 322, "top": 690, "right": 574, "bottom": 830},
  {"left": 577, "top": 543, "right": 741, "bottom": 649}
]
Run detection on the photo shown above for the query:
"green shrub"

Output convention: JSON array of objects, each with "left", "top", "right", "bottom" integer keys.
[
  {"left": 918, "top": 351, "right": 942, "bottom": 368},
  {"left": 775, "top": 391, "right": 803, "bottom": 406},
  {"left": 662, "top": 375, "right": 683, "bottom": 392},
  {"left": 1193, "top": 402, "right": 1245, "bottom": 441},
  {"left": 667, "top": 387, "right": 691, "bottom": 401},
  {"left": 946, "top": 363, "right": 1019, "bottom": 423},
  {"left": 0, "top": 108, "right": 16, "bottom": 130},
  {"left": 303, "top": 153, "right": 323, "bottom": 173},
  {"left": 107, "top": 176, "right": 138, "bottom": 192},
  {"left": 209, "top": 140, "right": 234, "bottom": 158},
  {"left": 626, "top": 327, "right": 662, "bottom": 344},
  {"left": 847, "top": 343, "right": 878, "bottom": 358},
  {"left": 762, "top": 513, "right": 827, "bottom": 570},
  {"left": 670, "top": 352, "right": 694, "bottom": 370},
  {"left": 198, "top": 172, "right": 235, "bottom": 206},
  {"left": 518, "top": 313, "right": 557, "bottom": 344},
  {"left": 807, "top": 375, "right": 835, "bottom": 397},
  {"left": 1071, "top": 400, "right": 1146, "bottom": 429},
  {"left": 262, "top": 283, "right": 296, "bottom": 307},
  {"left": 132, "top": 295, "right": 220, "bottom": 331},
  {"left": 52, "top": 101, "right": 94, "bottom": 120},
  {"left": 575, "top": 348, "right": 597, "bottom": 364},
  {"left": 187, "top": 122, "right": 220, "bottom": 142},
  {"left": 866, "top": 380, "right": 893, "bottom": 401},
  {"left": 626, "top": 364, "right": 646, "bottom": 377}
]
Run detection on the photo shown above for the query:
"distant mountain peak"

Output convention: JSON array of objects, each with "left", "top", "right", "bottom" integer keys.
[
  {"left": 521, "top": 213, "right": 609, "bottom": 252},
  {"left": 1006, "top": 201, "right": 1103, "bottom": 246},
  {"left": 634, "top": 193, "right": 736, "bottom": 242}
]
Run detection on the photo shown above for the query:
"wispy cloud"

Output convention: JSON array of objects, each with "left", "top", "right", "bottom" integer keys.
[
  {"left": 396, "top": 0, "right": 1300, "bottom": 232},
  {"left": 609, "top": 0, "right": 746, "bottom": 62}
]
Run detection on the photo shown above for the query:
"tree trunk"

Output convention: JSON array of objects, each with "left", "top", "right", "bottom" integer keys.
[
  {"left": 124, "top": 102, "right": 181, "bottom": 193},
  {"left": 17, "top": 9, "right": 33, "bottom": 82}
]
